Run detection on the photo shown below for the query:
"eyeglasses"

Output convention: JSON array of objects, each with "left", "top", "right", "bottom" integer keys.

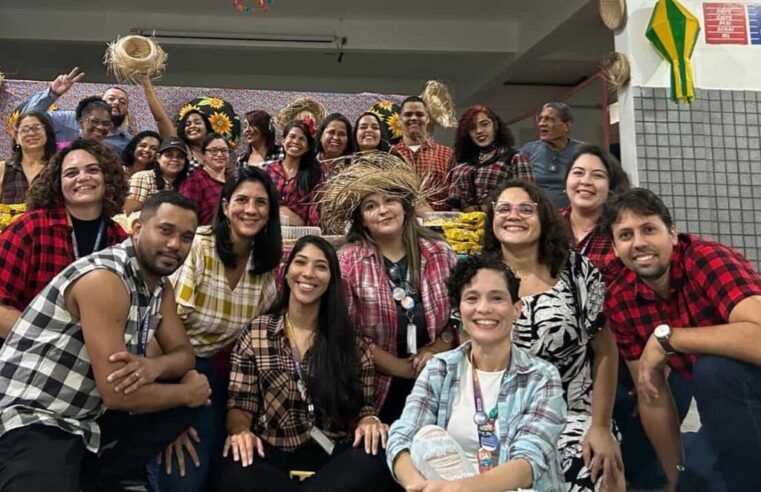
[
  {"left": 84, "top": 117, "right": 114, "bottom": 129},
  {"left": 205, "top": 148, "right": 231, "bottom": 156},
  {"left": 492, "top": 201, "right": 538, "bottom": 217},
  {"left": 17, "top": 124, "right": 44, "bottom": 135}
]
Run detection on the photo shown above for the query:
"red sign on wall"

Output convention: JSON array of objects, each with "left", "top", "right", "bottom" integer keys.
[{"left": 703, "top": 3, "right": 749, "bottom": 44}]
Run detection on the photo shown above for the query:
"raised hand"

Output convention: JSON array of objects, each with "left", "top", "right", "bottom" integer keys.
[{"left": 50, "top": 66, "right": 85, "bottom": 96}]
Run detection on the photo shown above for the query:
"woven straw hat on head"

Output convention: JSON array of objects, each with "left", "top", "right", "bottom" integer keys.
[
  {"left": 420, "top": 80, "right": 457, "bottom": 128},
  {"left": 601, "top": 52, "right": 631, "bottom": 92},
  {"left": 599, "top": 0, "right": 627, "bottom": 31},
  {"left": 318, "top": 152, "right": 438, "bottom": 234},
  {"left": 104, "top": 35, "right": 168, "bottom": 83},
  {"left": 275, "top": 97, "right": 328, "bottom": 134}
]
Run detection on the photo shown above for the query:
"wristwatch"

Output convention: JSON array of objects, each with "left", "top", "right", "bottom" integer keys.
[
  {"left": 654, "top": 324, "right": 676, "bottom": 355},
  {"left": 439, "top": 330, "right": 454, "bottom": 344}
]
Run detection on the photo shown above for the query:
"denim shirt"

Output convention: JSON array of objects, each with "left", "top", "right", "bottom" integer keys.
[
  {"left": 386, "top": 341, "right": 567, "bottom": 492},
  {"left": 520, "top": 138, "right": 584, "bottom": 209},
  {"left": 20, "top": 87, "right": 132, "bottom": 154}
]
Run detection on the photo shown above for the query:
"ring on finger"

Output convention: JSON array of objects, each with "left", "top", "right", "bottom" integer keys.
[{"left": 134, "top": 371, "right": 140, "bottom": 378}]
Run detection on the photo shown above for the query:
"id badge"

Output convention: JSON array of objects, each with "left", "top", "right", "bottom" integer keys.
[
  {"left": 310, "top": 426, "right": 335, "bottom": 455},
  {"left": 477, "top": 447, "right": 494, "bottom": 473},
  {"left": 406, "top": 323, "right": 418, "bottom": 354}
]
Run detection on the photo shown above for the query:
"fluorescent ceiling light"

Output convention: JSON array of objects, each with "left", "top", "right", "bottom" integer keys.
[{"left": 130, "top": 28, "right": 338, "bottom": 46}]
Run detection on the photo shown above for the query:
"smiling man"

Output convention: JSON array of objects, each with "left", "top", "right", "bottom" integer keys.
[
  {"left": 392, "top": 96, "right": 454, "bottom": 211},
  {"left": 520, "top": 102, "right": 584, "bottom": 209},
  {"left": 602, "top": 188, "right": 761, "bottom": 491}
]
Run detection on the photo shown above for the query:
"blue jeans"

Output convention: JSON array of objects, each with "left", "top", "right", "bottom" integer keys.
[
  {"left": 157, "top": 357, "right": 228, "bottom": 492},
  {"left": 691, "top": 355, "right": 761, "bottom": 491}
]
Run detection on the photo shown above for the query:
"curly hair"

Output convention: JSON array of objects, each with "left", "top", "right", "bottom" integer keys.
[
  {"left": 10, "top": 111, "right": 58, "bottom": 163},
  {"left": 121, "top": 130, "right": 161, "bottom": 167},
  {"left": 447, "top": 252, "right": 521, "bottom": 308},
  {"left": 27, "top": 138, "right": 127, "bottom": 217},
  {"left": 454, "top": 105, "right": 516, "bottom": 165},
  {"left": 482, "top": 179, "right": 570, "bottom": 278}
]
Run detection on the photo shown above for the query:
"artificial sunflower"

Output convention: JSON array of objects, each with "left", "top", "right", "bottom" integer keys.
[
  {"left": 177, "top": 103, "right": 196, "bottom": 121},
  {"left": 6, "top": 109, "right": 20, "bottom": 136},
  {"left": 377, "top": 100, "right": 394, "bottom": 111},
  {"left": 386, "top": 113, "right": 403, "bottom": 140},
  {"left": 200, "top": 97, "right": 225, "bottom": 109},
  {"left": 209, "top": 111, "right": 233, "bottom": 135}
]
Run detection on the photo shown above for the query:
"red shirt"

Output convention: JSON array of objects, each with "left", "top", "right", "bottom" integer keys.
[
  {"left": 606, "top": 234, "right": 761, "bottom": 380},
  {"left": 178, "top": 167, "right": 230, "bottom": 226},
  {"left": 393, "top": 140, "right": 454, "bottom": 211},
  {"left": 0, "top": 206, "right": 127, "bottom": 313},
  {"left": 560, "top": 207, "right": 624, "bottom": 286},
  {"left": 262, "top": 160, "right": 322, "bottom": 226}
]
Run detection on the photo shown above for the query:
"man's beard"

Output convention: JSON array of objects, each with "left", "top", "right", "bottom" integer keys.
[{"left": 111, "top": 112, "right": 127, "bottom": 128}]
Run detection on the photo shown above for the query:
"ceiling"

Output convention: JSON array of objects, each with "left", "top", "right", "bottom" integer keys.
[{"left": 0, "top": 0, "right": 614, "bottom": 119}]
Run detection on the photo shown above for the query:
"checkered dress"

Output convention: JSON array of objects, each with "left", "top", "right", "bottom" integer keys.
[{"left": 0, "top": 239, "right": 166, "bottom": 452}]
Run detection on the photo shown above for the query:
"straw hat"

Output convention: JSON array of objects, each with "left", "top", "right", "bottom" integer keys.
[
  {"left": 318, "top": 152, "right": 439, "bottom": 234},
  {"left": 275, "top": 97, "right": 328, "bottom": 134},
  {"left": 601, "top": 52, "right": 631, "bottom": 92},
  {"left": 420, "top": 80, "right": 457, "bottom": 128},
  {"left": 599, "top": 0, "right": 627, "bottom": 31},
  {"left": 104, "top": 35, "right": 168, "bottom": 83}
]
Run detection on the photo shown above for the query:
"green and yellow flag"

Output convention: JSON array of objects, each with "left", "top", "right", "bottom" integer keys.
[{"left": 646, "top": 0, "right": 701, "bottom": 103}]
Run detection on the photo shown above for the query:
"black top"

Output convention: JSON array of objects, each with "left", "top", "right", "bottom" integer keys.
[
  {"left": 71, "top": 216, "right": 103, "bottom": 257},
  {"left": 382, "top": 256, "right": 430, "bottom": 357}
]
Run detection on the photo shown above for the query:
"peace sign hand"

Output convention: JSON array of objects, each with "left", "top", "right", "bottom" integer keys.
[{"left": 50, "top": 66, "right": 85, "bottom": 97}]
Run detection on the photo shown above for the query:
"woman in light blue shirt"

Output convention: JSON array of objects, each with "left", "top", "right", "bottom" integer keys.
[{"left": 387, "top": 253, "right": 567, "bottom": 492}]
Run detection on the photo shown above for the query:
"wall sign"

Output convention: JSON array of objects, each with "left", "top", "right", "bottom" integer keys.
[{"left": 703, "top": 3, "right": 749, "bottom": 44}]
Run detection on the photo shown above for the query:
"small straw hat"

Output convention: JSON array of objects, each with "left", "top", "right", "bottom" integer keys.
[
  {"left": 599, "top": 0, "right": 627, "bottom": 31},
  {"left": 104, "top": 35, "right": 168, "bottom": 83}
]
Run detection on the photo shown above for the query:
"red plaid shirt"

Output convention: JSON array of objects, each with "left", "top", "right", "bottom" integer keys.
[
  {"left": 0, "top": 206, "right": 127, "bottom": 313},
  {"left": 393, "top": 140, "right": 454, "bottom": 211},
  {"left": 262, "top": 160, "right": 322, "bottom": 226},
  {"left": 560, "top": 207, "right": 624, "bottom": 286},
  {"left": 606, "top": 234, "right": 761, "bottom": 380},
  {"left": 338, "top": 238, "right": 456, "bottom": 409},
  {"left": 448, "top": 150, "right": 534, "bottom": 210},
  {"left": 178, "top": 168, "right": 231, "bottom": 226}
]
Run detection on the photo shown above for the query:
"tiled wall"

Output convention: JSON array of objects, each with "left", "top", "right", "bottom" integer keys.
[{"left": 633, "top": 86, "right": 761, "bottom": 268}]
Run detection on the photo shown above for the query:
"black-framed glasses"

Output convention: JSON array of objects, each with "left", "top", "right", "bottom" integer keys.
[
  {"left": 18, "top": 124, "right": 44, "bottom": 135},
  {"left": 84, "top": 117, "right": 114, "bottom": 129},
  {"left": 492, "top": 201, "right": 538, "bottom": 218},
  {"left": 205, "top": 148, "right": 231, "bottom": 156}
]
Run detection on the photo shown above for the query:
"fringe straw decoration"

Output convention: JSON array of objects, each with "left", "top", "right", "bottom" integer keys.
[
  {"left": 317, "top": 151, "right": 442, "bottom": 234},
  {"left": 275, "top": 97, "right": 328, "bottom": 132},
  {"left": 0, "top": 68, "right": 5, "bottom": 90},
  {"left": 421, "top": 80, "right": 457, "bottom": 128},
  {"left": 601, "top": 52, "right": 631, "bottom": 92},
  {"left": 599, "top": 0, "right": 627, "bottom": 31},
  {"left": 104, "top": 35, "right": 168, "bottom": 84}
]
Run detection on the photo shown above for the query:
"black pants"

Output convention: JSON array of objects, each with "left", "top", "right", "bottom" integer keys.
[
  {"left": 215, "top": 440, "right": 398, "bottom": 492},
  {"left": 0, "top": 407, "right": 192, "bottom": 492}
]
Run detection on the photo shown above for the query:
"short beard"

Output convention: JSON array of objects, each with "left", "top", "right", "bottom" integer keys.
[{"left": 111, "top": 112, "right": 127, "bottom": 128}]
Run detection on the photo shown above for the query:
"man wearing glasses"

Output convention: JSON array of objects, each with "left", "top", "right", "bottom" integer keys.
[
  {"left": 520, "top": 102, "right": 584, "bottom": 209},
  {"left": 19, "top": 67, "right": 132, "bottom": 153}
]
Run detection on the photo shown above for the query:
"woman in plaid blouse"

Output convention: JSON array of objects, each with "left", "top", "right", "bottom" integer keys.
[{"left": 218, "top": 236, "right": 395, "bottom": 491}]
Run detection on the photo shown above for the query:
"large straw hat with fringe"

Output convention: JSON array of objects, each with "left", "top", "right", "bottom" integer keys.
[
  {"left": 601, "top": 51, "right": 631, "bottom": 92},
  {"left": 275, "top": 97, "right": 328, "bottom": 134},
  {"left": 104, "top": 35, "right": 168, "bottom": 83},
  {"left": 318, "top": 152, "right": 439, "bottom": 234}
]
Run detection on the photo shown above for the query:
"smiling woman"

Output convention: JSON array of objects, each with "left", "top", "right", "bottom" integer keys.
[
  {"left": 1, "top": 111, "right": 57, "bottom": 204},
  {"left": 178, "top": 133, "right": 233, "bottom": 226}
]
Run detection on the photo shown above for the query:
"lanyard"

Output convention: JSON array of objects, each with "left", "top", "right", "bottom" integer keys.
[
  {"left": 471, "top": 354, "right": 499, "bottom": 472},
  {"left": 71, "top": 219, "right": 105, "bottom": 260},
  {"left": 285, "top": 315, "right": 315, "bottom": 425},
  {"left": 385, "top": 258, "right": 418, "bottom": 354}
]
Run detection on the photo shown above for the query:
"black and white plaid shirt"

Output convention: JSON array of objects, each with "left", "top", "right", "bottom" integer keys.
[{"left": 0, "top": 239, "right": 166, "bottom": 452}]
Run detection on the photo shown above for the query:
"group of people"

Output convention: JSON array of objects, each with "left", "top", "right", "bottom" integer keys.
[{"left": 0, "top": 65, "right": 758, "bottom": 492}]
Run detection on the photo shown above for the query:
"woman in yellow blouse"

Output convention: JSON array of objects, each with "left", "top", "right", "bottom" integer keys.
[{"left": 158, "top": 166, "right": 283, "bottom": 492}]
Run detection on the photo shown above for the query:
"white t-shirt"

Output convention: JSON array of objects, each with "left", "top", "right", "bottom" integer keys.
[{"left": 446, "top": 356, "right": 505, "bottom": 471}]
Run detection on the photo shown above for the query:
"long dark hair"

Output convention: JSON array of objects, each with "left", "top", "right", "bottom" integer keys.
[
  {"left": 353, "top": 112, "right": 391, "bottom": 152},
  {"left": 153, "top": 148, "right": 190, "bottom": 191},
  {"left": 212, "top": 166, "right": 282, "bottom": 274},
  {"left": 176, "top": 109, "right": 212, "bottom": 144},
  {"left": 242, "top": 110, "right": 277, "bottom": 161},
  {"left": 482, "top": 179, "right": 570, "bottom": 278},
  {"left": 282, "top": 120, "right": 322, "bottom": 194},
  {"left": 454, "top": 105, "right": 516, "bottom": 165},
  {"left": 566, "top": 144, "right": 631, "bottom": 196},
  {"left": 267, "top": 236, "right": 363, "bottom": 431},
  {"left": 121, "top": 130, "right": 161, "bottom": 167},
  {"left": 11, "top": 111, "right": 57, "bottom": 163},
  {"left": 315, "top": 113, "right": 356, "bottom": 157}
]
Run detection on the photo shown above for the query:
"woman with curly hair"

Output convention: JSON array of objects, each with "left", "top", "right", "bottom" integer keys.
[
  {"left": 0, "top": 138, "right": 127, "bottom": 340},
  {"left": 121, "top": 130, "right": 161, "bottom": 179},
  {"left": 482, "top": 180, "right": 623, "bottom": 491},
  {"left": 448, "top": 105, "right": 534, "bottom": 212},
  {"left": 262, "top": 120, "right": 323, "bottom": 226},
  {"left": 238, "top": 110, "right": 283, "bottom": 168},
  {"left": 1, "top": 111, "right": 57, "bottom": 204}
]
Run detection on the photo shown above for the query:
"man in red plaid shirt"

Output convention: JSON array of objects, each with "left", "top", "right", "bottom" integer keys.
[
  {"left": 393, "top": 97, "right": 454, "bottom": 211},
  {"left": 602, "top": 188, "right": 761, "bottom": 491}
]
